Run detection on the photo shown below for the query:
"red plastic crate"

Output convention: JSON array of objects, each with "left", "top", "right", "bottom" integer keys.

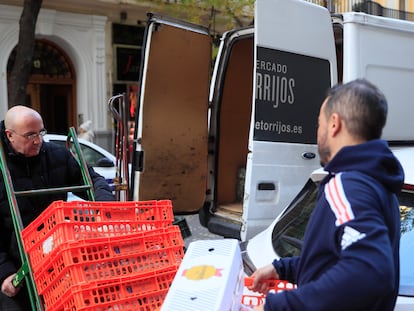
[
  {"left": 22, "top": 200, "right": 174, "bottom": 271},
  {"left": 34, "top": 227, "right": 184, "bottom": 308},
  {"left": 28, "top": 222, "right": 183, "bottom": 276},
  {"left": 46, "top": 269, "right": 177, "bottom": 311},
  {"left": 242, "top": 277, "right": 296, "bottom": 307}
]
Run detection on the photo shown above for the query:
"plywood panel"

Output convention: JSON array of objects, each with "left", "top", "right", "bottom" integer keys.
[
  {"left": 139, "top": 24, "right": 211, "bottom": 213},
  {"left": 217, "top": 38, "right": 253, "bottom": 205}
]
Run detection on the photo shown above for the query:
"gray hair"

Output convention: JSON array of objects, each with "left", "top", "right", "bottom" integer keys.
[{"left": 324, "top": 79, "right": 387, "bottom": 140}]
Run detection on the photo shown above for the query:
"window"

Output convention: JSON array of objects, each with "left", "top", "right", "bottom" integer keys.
[
  {"left": 271, "top": 179, "right": 317, "bottom": 257},
  {"left": 49, "top": 140, "right": 109, "bottom": 167}
]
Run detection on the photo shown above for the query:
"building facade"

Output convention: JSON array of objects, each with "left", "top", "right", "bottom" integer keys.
[
  {"left": 0, "top": 0, "right": 412, "bottom": 150},
  {"left": 0, "top": 4, "right": 112, "bottom": 147},
  {"left": 0, "top": 1, "right": 157, "bottom": 151}
]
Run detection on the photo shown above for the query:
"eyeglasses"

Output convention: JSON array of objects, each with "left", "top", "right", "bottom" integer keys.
[{"left": 9, "top": 129, "right": 47, "bottom": 141}]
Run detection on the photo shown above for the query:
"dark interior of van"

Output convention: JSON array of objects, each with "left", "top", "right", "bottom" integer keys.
[{"left": 215, "top": 37, "right": 253, "bottom": 220}]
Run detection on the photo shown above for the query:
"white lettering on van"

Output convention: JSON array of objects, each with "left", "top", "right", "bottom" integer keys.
[
  {"left": 257, "top": 60, "right": 287, "bottom": 74},
  {"left": 256, "top": 73, "right": 295, "bottom": 108},
  {"left": 255, "top": 120, "right": 303, "bottom": 135}
]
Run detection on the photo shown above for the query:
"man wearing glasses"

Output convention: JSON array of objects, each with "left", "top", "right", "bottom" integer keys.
[{"left": 0, "top": 105, "right": 115, "bottom": 310}]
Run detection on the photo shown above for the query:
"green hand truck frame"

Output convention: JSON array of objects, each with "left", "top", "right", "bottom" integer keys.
[{"left": 0, "top": 127, "right": 95, "bottom": 310}]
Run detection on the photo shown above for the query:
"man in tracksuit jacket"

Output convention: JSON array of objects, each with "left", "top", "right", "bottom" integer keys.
[{"left": 249, "top": 79, "right": 404, "bottom": 311}]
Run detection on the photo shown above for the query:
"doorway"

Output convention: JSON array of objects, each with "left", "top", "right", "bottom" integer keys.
[{"left": 7, "top": 39, "right": 76, "bottom": 134}]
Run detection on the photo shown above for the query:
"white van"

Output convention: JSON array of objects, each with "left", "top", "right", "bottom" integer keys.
[{"left": 129, "top": 0, "right": 414, "bottom": 241}]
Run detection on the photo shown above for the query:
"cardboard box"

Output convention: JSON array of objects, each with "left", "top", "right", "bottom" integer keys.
[{"left": 161, "top": 239, "right": 244, "bottom": 311}]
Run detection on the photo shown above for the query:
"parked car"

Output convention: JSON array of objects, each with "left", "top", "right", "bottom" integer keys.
[
  {"left": 43, "top": 134, "right": 116, "bottom": 190},
  {"left": 241, "top": 146, "right": 414, "bottom": 310}
]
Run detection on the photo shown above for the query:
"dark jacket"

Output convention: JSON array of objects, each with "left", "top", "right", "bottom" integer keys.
[
  {"left": 0, "top": 121, "right": 114, "bottom": 288},
  {"left": 267, "top": 139, "right": 404, "bottom": 311}
]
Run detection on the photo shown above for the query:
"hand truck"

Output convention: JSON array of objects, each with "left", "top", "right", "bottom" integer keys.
[{"left": 0, "top": 127, "right": 95, "bottom": 310}]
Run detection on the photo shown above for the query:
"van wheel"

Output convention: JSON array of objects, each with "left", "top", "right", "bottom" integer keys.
[{"left": 198, "top": 202, "right": 211, "bottom": 228}]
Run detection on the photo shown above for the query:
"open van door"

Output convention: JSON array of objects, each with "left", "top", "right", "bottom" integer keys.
[
  {"left": 131, "top": 14, "right": 211, "bottom": 213},
  {"left": 200, "top": 0, "right": 337, "bottom": 241},
  {"left": 243, "top": 0, "right": 337, "bottom": 240}
]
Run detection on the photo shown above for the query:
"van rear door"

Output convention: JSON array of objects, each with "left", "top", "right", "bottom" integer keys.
[
  {"left": 131, "top": 14, "right": 211, "bottom": 213},
  {"left": 241, "top": 0, "right": 337, "bottom": 240}
]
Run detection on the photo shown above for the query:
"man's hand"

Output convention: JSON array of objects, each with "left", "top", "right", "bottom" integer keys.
[
  {"left": 248, "top": 263, "right": 279, "bottom": 294},
  {"left": 254, "top": 305, "right": 264, "bottom": 311},
  {"left": 1, "top": 274, "right": 21, "bottom": 297}
]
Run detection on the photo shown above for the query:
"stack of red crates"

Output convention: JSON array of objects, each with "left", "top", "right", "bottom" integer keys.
[{"left": 22, "top": 200, "right": 185, "bottom": 311}]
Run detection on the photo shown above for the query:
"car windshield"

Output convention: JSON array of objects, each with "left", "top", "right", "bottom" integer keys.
[
  {"left": 271, "top": 179, "right": 317, "bottom": 257},
  {"left": 271, "top": 179, "right": 414, "bottom": 297}
]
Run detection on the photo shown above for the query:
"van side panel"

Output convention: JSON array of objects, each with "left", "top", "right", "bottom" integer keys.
[{"left": 343, "top": 13, "right": 414, "bottom": 142}]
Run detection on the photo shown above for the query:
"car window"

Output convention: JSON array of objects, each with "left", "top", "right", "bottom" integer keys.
[
  {"left": 271, "top": 179, "right": 318, "bottom": 258},
  {"left": 400, "top": 191, "right": 414, "bottom": 234},
  {"left": 271, "top": 180, "right": 414, "bottom": 297},
  {"left": 48, "top": 140, "right": 107, "bottom": 167},
  {"left": 399, "top": 190, "right": 414, "bottom": 297}
]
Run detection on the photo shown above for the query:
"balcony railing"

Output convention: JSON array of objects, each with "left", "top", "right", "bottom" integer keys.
[{"left": 305, "top": 0, "right": 414, "bottom": 22}]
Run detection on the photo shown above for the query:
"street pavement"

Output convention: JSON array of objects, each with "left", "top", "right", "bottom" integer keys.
[{"left": 181, "top": 214, "right": 223, "bottom": 249}]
